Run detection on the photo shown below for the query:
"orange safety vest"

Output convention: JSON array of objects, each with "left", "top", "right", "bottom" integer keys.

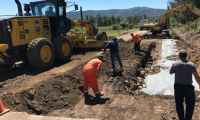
[{"left": 131, "top": 33, "right": 142, "bottom": 44}]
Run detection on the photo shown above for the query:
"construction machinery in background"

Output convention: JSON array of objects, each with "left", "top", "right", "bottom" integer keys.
[
  {"left": 160, "top": 3, "right": 200, "bottom": 26},
  {"left": 68, "top": 20, "right": 107, "bottom": 49},
  {"left": 67, "top": 3, "right": 108, "bottom": 49},
  {"left": 139, "top": 23, "right": 165, "bottom": 37},
  {"left": 0, "top": 0, "right": 107, "bottom": 70},
  {"left": 140, "top": 3, "right": 200, "bottom": 36}
]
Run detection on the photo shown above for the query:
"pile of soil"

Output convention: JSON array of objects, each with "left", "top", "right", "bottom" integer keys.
[
  {"left": 172, "top": 30, "right": 200, "bottom": 65},
  {"left": 2, "top": 69, "right": 83, "bottom": 114}
]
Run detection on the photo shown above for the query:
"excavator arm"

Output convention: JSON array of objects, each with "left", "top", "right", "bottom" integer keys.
[{"left": 159, "top": 3, "right": 200, "bottom": 26}]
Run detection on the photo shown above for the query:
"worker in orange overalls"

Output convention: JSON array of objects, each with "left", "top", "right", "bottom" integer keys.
[
  {"left": 82, "top": 53, "right": 108, "bottom": 105},
  {"left": 131, "top": 32, "right": 142, "bottom": 54}
]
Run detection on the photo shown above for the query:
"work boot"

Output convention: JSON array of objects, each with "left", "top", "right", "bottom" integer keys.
[
  {"left": 112, "top": 70, "right": 118, "bottom": 77},
  {"left": 94, "top": 93, "right": 110, "bottom": 104},
  {"left": 112, "top": 70, "right": 122, "bottom": 77},
  {"left": 84, "top": 92, "right": 96, "bottom": 105},
  {"left": 117, "top": 70, "right": 123, "bottom": 76}
]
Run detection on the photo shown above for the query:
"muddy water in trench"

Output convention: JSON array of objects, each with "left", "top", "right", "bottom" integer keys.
[{"left": 142, "top": 39, "right": 199, "bottom": 95}]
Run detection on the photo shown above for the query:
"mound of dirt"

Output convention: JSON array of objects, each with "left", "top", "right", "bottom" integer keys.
[
  {"left": 172, "top": 30, "right": 200, "bottom": 65},
  {"left": 2, "top": 71, "right": 83, "bottom": 114}
]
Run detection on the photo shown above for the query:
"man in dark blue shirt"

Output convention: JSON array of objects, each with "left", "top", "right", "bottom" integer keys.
[
  {"left": 104, "top": 38, "right": 123, "bottom": 76},
  {"left": 170, "top": 50, "right": 200, "bottom": 120}
]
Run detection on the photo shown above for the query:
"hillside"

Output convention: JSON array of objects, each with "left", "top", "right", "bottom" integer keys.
[{"left": 68, "top": 7, "right": 165, "bottom": 19}]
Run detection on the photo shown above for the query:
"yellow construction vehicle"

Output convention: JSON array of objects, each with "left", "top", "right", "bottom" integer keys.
[
  {"left": 159, "top": 3, "right": 200, "bottom": 26},
  {"left": 0, "top": 0, "right": 107, "bottom": 70},
  {"left": 140, "top": 3, "right": 200, "bottom": 35},
  {"left": 68, "top": 20, "right": 107, "bottom": 49}
]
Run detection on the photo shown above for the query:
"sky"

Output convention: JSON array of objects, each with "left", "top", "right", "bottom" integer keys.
[{"left": 0, "top": 0, "right": 169, "bottom": 15}]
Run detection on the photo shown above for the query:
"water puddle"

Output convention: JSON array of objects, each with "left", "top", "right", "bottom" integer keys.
[{"left": 142, "top": 39, "right": 199, "bottom": 95}]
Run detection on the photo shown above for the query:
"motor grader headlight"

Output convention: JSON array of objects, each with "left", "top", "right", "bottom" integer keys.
[
  {"left": 0, "top": 56, "right": 5, "bottom": 63},
  {"left": 0, "top": 44, "right": 8, "bottom": 53}
]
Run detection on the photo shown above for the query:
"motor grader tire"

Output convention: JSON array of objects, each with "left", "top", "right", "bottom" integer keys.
[
  {"left": 96, "top": 32, "right": 108, "bottom": 41},
  {"left": 27, "top": 38, "right": 55, "bottom": 69},
  {"left": 55, "top": 37, "right": 73, "bottom": 62}
]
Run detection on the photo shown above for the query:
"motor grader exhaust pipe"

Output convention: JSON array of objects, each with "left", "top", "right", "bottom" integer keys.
[{"left": 15, "top": 0, "right": 23, "bottom": 16}]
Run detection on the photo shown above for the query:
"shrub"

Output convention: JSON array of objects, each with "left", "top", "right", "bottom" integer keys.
[
  {"left": 112, "top": 25, "right": 121, "bottom": 30},
  {"left": 128, "top": 24, "right": 134, "bottom": 29},
  {"left": 120, "top": 23, "right": 128, "bottom": 29}
]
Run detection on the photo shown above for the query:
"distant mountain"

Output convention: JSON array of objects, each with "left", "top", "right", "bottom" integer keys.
[{"left": 68, "top": 7, "right": 166, "bottom": 19}]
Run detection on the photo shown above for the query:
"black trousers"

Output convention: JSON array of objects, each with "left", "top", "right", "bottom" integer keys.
[{"left": 174, "top": 84, "right": 195, "bottom": 120}]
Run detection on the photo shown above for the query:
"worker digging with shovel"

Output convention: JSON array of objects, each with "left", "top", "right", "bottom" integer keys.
[
  {"left": 130, "top": 32, "right": 143, "bottom": 55},
  {"left": 80, "top": 53, "right": 110, "bottom": 105},
  {"left": 103, "top": 37, "right": 124, "bottom": 77}
]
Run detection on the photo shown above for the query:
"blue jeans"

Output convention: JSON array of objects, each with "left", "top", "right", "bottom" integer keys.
[{"left": 111, "top": 53, "right": 122, "bottom": 72}]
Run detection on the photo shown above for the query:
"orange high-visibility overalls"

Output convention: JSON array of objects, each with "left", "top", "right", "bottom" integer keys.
[{"left": 83, "top": 58, "right": 103, "bottom": 94}]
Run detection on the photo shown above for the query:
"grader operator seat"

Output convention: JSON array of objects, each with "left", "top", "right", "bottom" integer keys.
[
  {"left": 24, "top": 4, "right": 32, "bottom": 16},
  {"left": 45, "top": 6, "right": 56, "bottom": 16}
]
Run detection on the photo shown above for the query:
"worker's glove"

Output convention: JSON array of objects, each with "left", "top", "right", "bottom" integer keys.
[{"left": 100, "top": 91, "right": 104, "bottom": 96}]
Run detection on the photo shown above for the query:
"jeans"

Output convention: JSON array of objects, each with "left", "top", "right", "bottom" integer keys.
[
  {"left": 174, "top": 84, "right": 195, "bottom": 120},
  {"left": 111, "top": 53, "right": 123, "bottom": 72}
]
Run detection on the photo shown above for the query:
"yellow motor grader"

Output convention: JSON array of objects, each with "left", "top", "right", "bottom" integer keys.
[
  {"left": 68, "top": 20, "right": 107, "bottom": 49},
  {"left": 0, "top": 0, "right": 107, "bottom": 70}
]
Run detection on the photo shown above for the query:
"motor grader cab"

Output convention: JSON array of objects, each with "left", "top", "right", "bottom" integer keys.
[{"left": 0, "top": 0, "right": 73, "bottom": 69}]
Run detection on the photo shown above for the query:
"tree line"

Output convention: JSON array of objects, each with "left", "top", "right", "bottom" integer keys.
[{"left": 85, "top": 15, "right": 141, "bottom": 27}]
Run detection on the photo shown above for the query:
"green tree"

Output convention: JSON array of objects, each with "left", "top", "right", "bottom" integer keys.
[
  {"left": 96, "top": 15, "right": 103, "bottom": 26},
  {"left": 88, "top": 16, "right": 96, "bottom": 25},
  {"left": 111, "top": 16, "right": 116, "bottom": 24}
]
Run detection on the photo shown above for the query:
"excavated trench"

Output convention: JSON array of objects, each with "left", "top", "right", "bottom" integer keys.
[
  {"left": 142, "top": 39, "right": 199, "bottom": 96},
  {"left": 1, "top": 39, "right": 157, "bottom": 115}
]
